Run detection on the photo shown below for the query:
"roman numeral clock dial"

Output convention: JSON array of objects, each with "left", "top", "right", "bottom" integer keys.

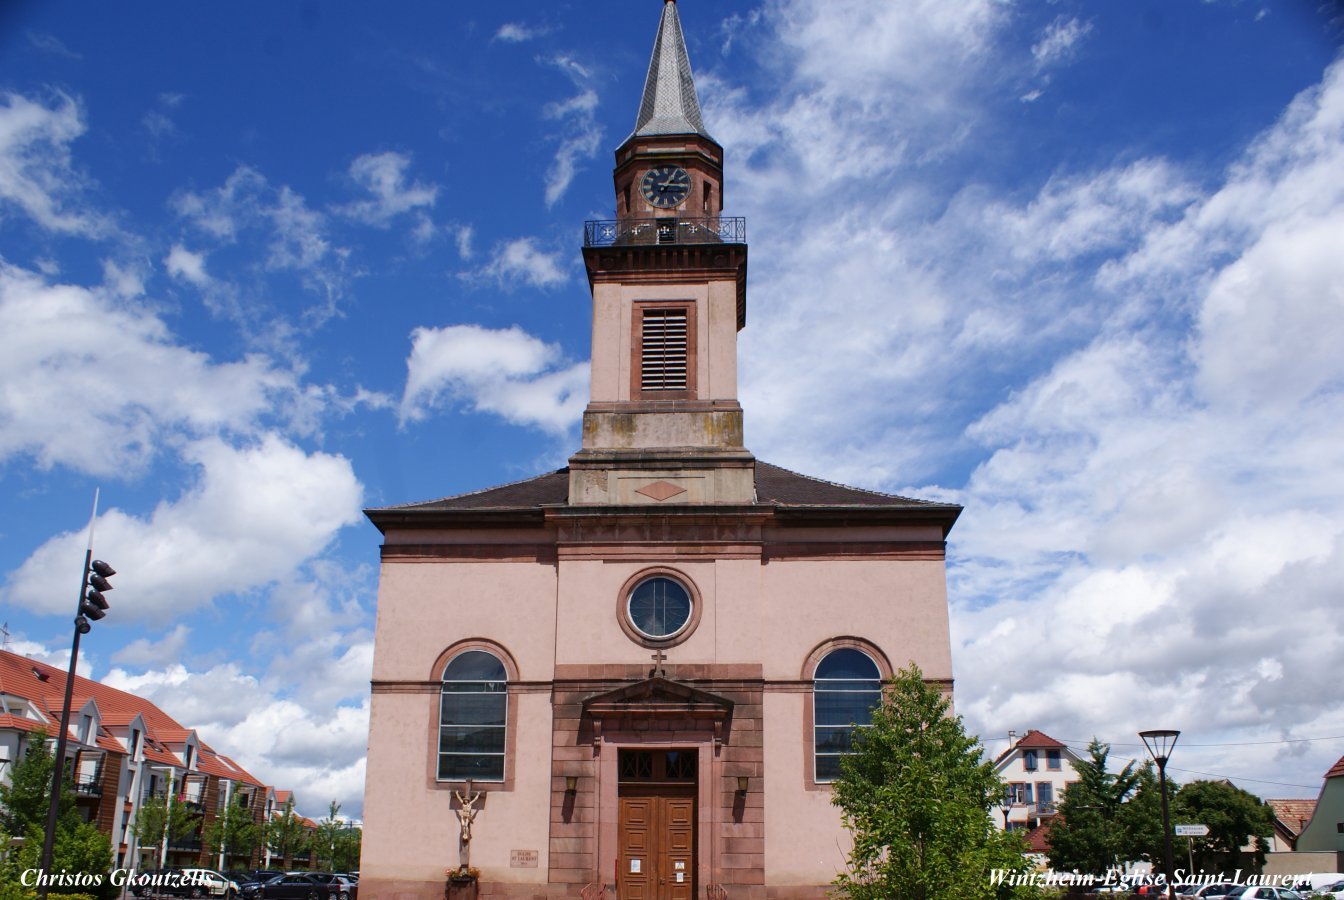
[{"left": 640, "top": 165, "right": 691, "bottom": 209}]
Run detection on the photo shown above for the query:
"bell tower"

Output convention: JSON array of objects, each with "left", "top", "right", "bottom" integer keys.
[{"left": 572, "top": 0, "right": 752, "bottom": 506}]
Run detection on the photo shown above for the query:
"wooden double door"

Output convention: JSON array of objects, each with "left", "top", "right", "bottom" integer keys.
[{"left": 616, "top": 749, "right": 697, "bottom": 900}]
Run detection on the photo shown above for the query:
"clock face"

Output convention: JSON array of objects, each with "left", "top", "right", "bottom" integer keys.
[{"left": 640, "top": 165, "right": 691, "bottom": 209}]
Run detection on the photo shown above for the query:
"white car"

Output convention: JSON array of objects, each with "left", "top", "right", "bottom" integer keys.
[
  {"left": 180, "top": 869, "right": 240, "bottom": 899},
  {"left": 1309, "top": 881, "right": 1344, "bottom": 899}
]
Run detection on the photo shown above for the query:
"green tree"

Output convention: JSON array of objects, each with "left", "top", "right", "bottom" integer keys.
[
  {"left": 831, "top": 664, "right": 1041, "bottom": 900},
  {"left": 0, "top": 731, "right": 74, "bottom": 834},
  {"left": 263, "top": 800, "right": 310, "bottom": 869},
  {"left": 1046, "top": 740, "right": 1154, "bottom": 874},
  {"left": 202, "top": 798, "right": 261, "bottom": 869},
  {"left": 0, "top": 733, "right": 114, "bottom": 900},
  {"left": 133, "top": 792, "right": 201, "bottom": 867},
  {"left": 310, "top": 801, "right": 360, "bottom": 873},
  {"left": 1174, "top": 780, "right": 1274, "bottom": 872}
]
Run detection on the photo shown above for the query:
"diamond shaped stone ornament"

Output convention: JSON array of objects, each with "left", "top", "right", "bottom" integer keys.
[{"left": 635, "top": 481, "right": 687, "bottom": 502}]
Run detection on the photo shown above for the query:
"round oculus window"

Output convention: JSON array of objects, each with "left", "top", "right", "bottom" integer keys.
[{"left": 626, "top": 576, "right": 692, "bottom": 640}]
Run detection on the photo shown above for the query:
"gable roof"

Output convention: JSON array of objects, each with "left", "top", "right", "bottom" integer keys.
[
  {"left": 1326, "top": 755, "right": 1344, "bottom": 780},
  {"left": 1268, "top": 799, "right": 1318, "bottom": 836},
  {"left": 367, "top": 460, "right": 961, "bottom": 532},
  {"left": 993, "top": 729, "right": 1074, "bottom": 766}
]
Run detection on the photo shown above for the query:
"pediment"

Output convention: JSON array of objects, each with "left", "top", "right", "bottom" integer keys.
[{"left": 582, "top": 676, "right": 733, "bottom": 721}]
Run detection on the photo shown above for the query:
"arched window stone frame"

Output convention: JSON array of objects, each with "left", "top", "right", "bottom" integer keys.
[
  {"left": 801, "top": 638, "right": 893, "bottom": 789},
  {"left": 429, "top": 639, "right": 519, "bottom": 791}
]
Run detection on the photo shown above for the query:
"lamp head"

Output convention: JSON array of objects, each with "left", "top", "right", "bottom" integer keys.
[{"left": 1138, "top": 729, "right": 1180, "bottom": 763}]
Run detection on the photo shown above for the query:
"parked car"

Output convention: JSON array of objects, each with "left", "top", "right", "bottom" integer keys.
[
  {"left": 1309, "top": 883, "right": 1344, "bottom": 900},
  {"left": 1226, "top": 887, "right": 1306, "bottom": 900},
  {"left": 302, "top": 874, "right": 356, "bottom": 900},
  {"left": 236, "top": 872, "right": 284, "bottom": 900},
  {"left": 1177, "top": 884, "right": 1240, "bottom": 897},
  {"left": 258, "top": 874, "right": 333, "bottom": 900},
  {"left": 180, "top": 869, "right": 241, "bottom": 899},
  {"left": 130, "top": 869, "right": 185, "bottom": 898}
]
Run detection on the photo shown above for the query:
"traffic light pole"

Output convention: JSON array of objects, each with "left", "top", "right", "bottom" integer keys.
[
  {"left": 37, "top": 548, "right": 94, "bottom": 900},
  {"left": 37, "top": 490, "right": 110, "bottom": 900}
]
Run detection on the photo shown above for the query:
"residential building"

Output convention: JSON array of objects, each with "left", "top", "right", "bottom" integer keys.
[
  {"left": 359, "top": 3, "right": 961, "bottom": 899},
  {"left": 1296, "top": 755, "right": 1344, "bottom": 862},
  {"left": 992, "top": 730, "right": 1085, "bottom": 833},
  {"left": 1266, "top": 799, "right": 1318, "bottom": 853},
  {"left": 0, "top": 648, "right": 284, "bottom": 870}
]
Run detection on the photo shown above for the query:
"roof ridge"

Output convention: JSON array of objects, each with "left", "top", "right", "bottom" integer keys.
[{"left": 756, "top": 459, "right": 941, "bottom": 506}]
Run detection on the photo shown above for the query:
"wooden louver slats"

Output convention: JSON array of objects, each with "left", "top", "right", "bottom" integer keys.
[{"left": 641, "top": 309, "right": 688, "bottom": 391}]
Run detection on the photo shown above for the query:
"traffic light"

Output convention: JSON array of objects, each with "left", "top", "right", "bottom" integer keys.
[{"left": 76, "top": 559, "right": 115, "bottom": 632}]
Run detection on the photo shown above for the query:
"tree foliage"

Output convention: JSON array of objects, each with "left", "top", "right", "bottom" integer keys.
[
  {"left": 263, "top": 799, "right": 310, "bottom": 868},
  {"left": 831, "top": 664, "right": 1041, "bottom": 900},
  {"left": 133, "top": 792, "right": 201, "bottom": 866},
  {"left": 0, "top": 733, "right": 113, "bottom": 900},
  {"left": 311, "top": 802, "right": 360, "bottom": 873},
  {"left": 1174, "top": 780, "right": 1274, "bottom": 872},
  {"left": 1046, "top": 739, "right": 1170, "bottom": 874},
  {"left": 202, "top": 797, "right": 261, "bottom": 866}
]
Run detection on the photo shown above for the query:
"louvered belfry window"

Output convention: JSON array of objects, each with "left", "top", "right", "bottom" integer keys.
[{"left": 640, "top": 308, "right": 688, "bottom": 392}]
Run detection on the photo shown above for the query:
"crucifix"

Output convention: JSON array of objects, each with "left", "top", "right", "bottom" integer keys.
[
  {"left": 650, "top": 648, "right": 667, "bottom": 678},
  {"left": 453, "top": 780, "right": 481, "bottom": 868}
]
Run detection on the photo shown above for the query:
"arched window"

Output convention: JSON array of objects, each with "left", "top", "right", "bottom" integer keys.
[
  {"left": 439, "top": 650, "right": 507, "bottom": 782},
  {"left": 813, "top": 647, "right": 882, "bottom": 783}
]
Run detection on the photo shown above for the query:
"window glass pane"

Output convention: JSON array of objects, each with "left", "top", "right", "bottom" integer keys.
[
  {"left": 438, "top": 753, "right": 504, "bottom": 781},
  {"left": 443, "top": 650, "right": 506, "bottom": 682},
  {"left": 440, "top": 725, "right": 506, "bottom": 755},
  {"left": 815, "top": 755, "right": 844, "bottom": 782},
  {"left": 815, "top": 648, "right": 880, "bottom": 680},
  {"left": 815, "top": 692, "right": 880, "bottom": 726},
  {"left": 627, "top": 577, "right": 692, "bottom": 638},
  {"left": 440, "top": 693, "right": 506, "bottom": 726},
  {"left": 813, "top": 648, "right": 882, "bottom": 783},
  {"left": 439, "top": 650, "right": 507, "bottom": 781}
]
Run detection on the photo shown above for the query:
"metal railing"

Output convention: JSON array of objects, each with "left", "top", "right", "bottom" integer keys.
[
  {"left": 584, "top": 216, "right": 746, "bottom": 247},
  {"left": 73, "top": 779, "right": 103, "bottom": 798}
]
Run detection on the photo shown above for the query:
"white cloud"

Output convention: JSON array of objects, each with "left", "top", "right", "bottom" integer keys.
[
  {"left": 543, "top": 89, "right": 602, "bottom": 208},
  {"left": 3, "top": 434, "right": 363, "bottom": 622},
  {"left": 339, "top": 151, "right": 438, "bottom": 227},
  {"left": 25, "top": 31, "right": 81, "bottom": 60},
  {"left": 399, "top": 323, "right": 587, "bottom": 434},
  {"left": 0, "top": 262, "right": 302, "bottom": 476},
  {"left": 164, "top": 244, "right": 211, "bottom": 287},
  {"left": 110, "top": 625, "right": 192, "bottom": 668},
  {"left": 467, "top": 236, "right": 568, "bottom": 289},
  {"left": 0, "top": 91, "right": 107, "bottom": 236},
  {"left": 1032, "top": 16, "right": 1093, "bottom": 69},
  {"left": 494, "top": 22, "right": 550, "bottom": 44}
]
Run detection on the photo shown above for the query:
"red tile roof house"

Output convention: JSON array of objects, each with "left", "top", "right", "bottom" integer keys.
[
  {"left": 992, "top": 730, "right": 1086, "bottom": 835},
  {"left": 0, "top": 648, "right": 285, "bottom": 870}
]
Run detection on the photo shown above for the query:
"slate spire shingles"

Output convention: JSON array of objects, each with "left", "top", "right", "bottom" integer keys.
[{"left": 631, "top": 0, "right": 712, "bottom": 140}]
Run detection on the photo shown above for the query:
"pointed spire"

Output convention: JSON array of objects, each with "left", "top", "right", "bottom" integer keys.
[{"left": 631, "top": 0, "right": 713, "bottom": 140}]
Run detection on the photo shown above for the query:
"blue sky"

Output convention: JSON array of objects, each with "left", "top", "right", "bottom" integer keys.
[{"left": 2, "top": 0, "right": 1342, "bottom": 819}]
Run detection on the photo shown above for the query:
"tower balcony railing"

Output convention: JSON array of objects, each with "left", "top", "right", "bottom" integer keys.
[{"left": 584, "top": 216, "right": 746, "bottom": 247}]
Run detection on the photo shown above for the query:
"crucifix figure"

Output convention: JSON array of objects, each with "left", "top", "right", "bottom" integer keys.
[
  {"left": 453, "top": 781, "right": 481, "bottom": 866},
  {"left": 650, "top": 648, "right": 667, "bottom": 678}
]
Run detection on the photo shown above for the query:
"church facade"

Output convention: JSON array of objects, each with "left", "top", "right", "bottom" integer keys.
[{"left": 359, "top": 3, "right": 961, "bottom": 898}]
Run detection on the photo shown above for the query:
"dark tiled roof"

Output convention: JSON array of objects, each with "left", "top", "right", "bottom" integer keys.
[{"left": 368, "top": 460, "right": 959, "bottom": 516}]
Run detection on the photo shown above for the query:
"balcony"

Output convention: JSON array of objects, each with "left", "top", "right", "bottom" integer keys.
[
  {"left": 74, "top": 779, "right": 103, "bottom": 798},
  {"left": 584, "top": 216, "right": 746, "bottom": 247}
]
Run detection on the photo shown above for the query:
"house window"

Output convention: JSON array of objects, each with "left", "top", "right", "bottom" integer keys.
[
  {"left": 1023, "top": 749, "right": 1038, "bottom": 771},
  {"left": 1007, "top": 782, "right": 1034, "bottom": 805},
  {"left": 632, "top": 301, "right": 696, "bottom": 398},
  {"left": 1037, "top": 782, "right": 1054, "bottom": 813},
  {"left": 813, "top": 648, "right": 882, "bottom": 783},
  {"left": 1046, "top": 749, "right": 1061, "bottom": 770},
  {"left": 439, "top": 650, "right": 507, "bottom": 782},
  {"left": 626, "top": 576, "right": 693, "bottom": 640}
]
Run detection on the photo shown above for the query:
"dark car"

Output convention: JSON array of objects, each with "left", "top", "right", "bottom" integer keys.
[
  {"left": 236, "top": 872, "right": 284, "bottom": 900},
  {"left": 258, "top": 874, "right": 332, "bottom": 900}
]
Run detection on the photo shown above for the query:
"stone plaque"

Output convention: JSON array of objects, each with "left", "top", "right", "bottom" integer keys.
[{"left": 510, "top": 849, "right": 539, "bottom": 868}]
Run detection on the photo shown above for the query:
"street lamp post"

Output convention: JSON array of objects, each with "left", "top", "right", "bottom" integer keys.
[{"left": 1139, "top": 729, "right": 1180, "bottom": 900}]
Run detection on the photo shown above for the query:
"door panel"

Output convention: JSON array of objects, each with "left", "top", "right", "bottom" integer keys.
[{"left": 618, "top": 792, "right": 695, "bottom": 900}]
